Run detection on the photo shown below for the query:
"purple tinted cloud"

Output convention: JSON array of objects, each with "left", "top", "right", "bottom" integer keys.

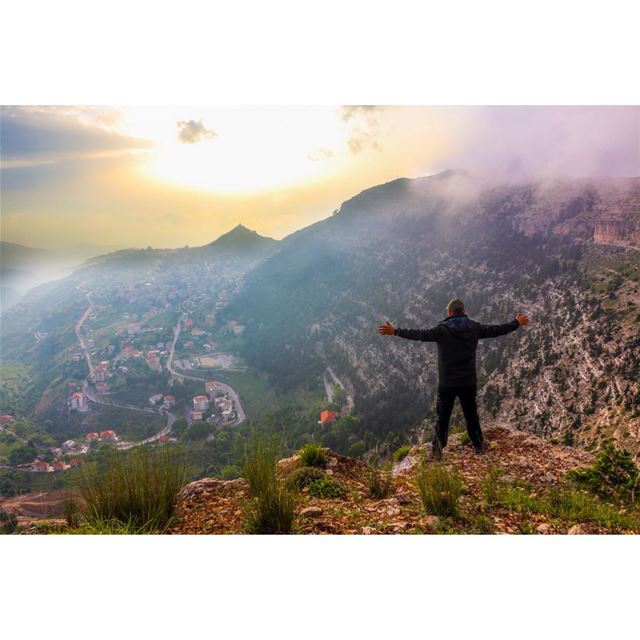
[{"left": 439, "top": 106, "right": 640, "bottom": 179}]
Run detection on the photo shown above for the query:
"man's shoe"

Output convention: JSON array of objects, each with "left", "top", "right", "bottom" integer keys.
[
  {"left": 431, "top": 438, "right": 443, "bottom": 461},
  {"left": 473, "top": 441, "right": 487, "bottom": 454}
]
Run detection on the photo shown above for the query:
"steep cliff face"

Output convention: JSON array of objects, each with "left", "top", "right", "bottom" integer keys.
[
  {"left": 594, "top": 220, "right": 634, "bottom": 246},
  {"left": 509, "top": 178, "right": 640, "bottom": 247}
]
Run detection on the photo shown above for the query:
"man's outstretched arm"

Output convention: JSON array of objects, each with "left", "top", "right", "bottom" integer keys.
[
  {"left": 477, "top": 313, "right": 529, "bottom": 339},
  {"left": 377, "top": 321, "right": 442, "bottom": 342}
]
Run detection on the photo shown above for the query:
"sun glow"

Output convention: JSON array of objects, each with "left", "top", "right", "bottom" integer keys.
[{"left": 120, "top": 106, "right": 348, "bottom": 193}]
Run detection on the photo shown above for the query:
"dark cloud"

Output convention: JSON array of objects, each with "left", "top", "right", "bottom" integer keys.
[
  {"left": 0, "top": 106, "right": 151, "bottom": 162},
  {"left": 176, "top": 119, "right": 217, "bottom": 144}
]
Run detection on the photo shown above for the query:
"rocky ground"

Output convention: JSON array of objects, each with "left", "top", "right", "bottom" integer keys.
[{"left": 170, "top": 426, "right": 639, "bottom": 535}]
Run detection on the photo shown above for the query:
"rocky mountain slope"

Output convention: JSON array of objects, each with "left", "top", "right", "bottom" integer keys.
[
  {"left": 219, "top": 172, "right": 640, "bottom": 455},
  {"left": 171, "top": 426, "right": 639, "bottom": 535}
]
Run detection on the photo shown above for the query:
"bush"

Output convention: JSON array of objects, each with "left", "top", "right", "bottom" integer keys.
[
  {"left": 348, "top": 441, "right": 366, "bottom": 458},
  {"left": 0, "top": 508, "right": 18, "bottom": 534},
  {"left": 221, "top": 464, "right": 242, "bottom": 480},
  {"left": 392, "top": 445, "right": 411, "bottom": 462},
  {"left": 63, "top": 494, "right": 80, "bottom": 528},
  {"left": 0, "top": 476, "right": 16, "bottom": 497},
  {"left": 481, "top": 467, "right": 505, "bottom": 505},
  {"left": 308, "top": 475, "right": 347, "bottom": 499},
  {"left": 415, "top": 464, "right": 463, "bottom": 517},
  {"left": 366, "top": 464, "right": 394, "bottom": 499},
  {"left": 567, "top": 443, "right": 640, "bottom": 503},
  {"left": 79, "top": 447, "right": 186, "bottom": 533},
  {"left": 285, "top": 466, "right": 325, "bottom": 492},
  {"left": 243, "top": 436, "right": 296, "bottom": 534},
  {"left": 299, "top": 443, "right": 328, "bottom": 468},
  {"left": 496, "top": 484, "right": 640, "bottom": 531}
]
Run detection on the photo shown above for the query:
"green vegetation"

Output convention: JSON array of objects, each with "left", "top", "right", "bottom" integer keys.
[
  {"left": 63, "top": 493, "right": 80, "bottom": 528},
  {"left": 89, "top": 405, "right": 164, "bottom": 442},
  {"left": 415, "top": 464, "right": 463, "bottom": 517},
  {"left": 79, "top": 447, "right": 186, "bottom": 533},
  {"left": 299, "top": 443, "right": 328, "bottom": 468},
  {"left": 392, "top": 445, "right": 411, "bottom": 462},
  {"left": 0, "top": 508, "right": 18, "bottom": 534},
  {"left": 366, "top": 462, "right": 394, "bottom": 499},
  {"left": 567, "top": 443, "right": 639, "bottom": 503},
  {"left": 308, "top": 475, "right": 346, "bottom": 499},
  {"left": 459, "top": 432, "right": 471, "bottom": 446},
  {"left": 481, "top": 466, "right": 640, "bottom": 531},
  {"left": 243, "top": 435, "right": 296, "bottom": 534},
  {"left": 285, "top": 466, "right": 325, "bottom": 492}
]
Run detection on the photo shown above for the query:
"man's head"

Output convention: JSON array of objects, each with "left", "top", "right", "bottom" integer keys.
[{"left": 446, "top": 298, "right": 465, "bottom": 316}]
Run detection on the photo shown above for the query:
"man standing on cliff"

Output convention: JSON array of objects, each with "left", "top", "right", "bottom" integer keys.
[{"left": 378, "top": 299, "right": 529, "bottom": 460}]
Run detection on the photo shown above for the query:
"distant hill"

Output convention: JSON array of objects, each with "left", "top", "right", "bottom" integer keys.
[
  {"left": 202, "top": 223, "right": 277, "bottom": 255},
  {"left": 0, "top": 241, "right": 122, "bottom": 310}
]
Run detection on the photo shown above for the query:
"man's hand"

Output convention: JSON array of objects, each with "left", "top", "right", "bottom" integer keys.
[
  {"left": 378, "top": 321, "right": 395, "bottom": 336},
  {"left": 516, "top": 313, "right": 529, "bottom": 326}
]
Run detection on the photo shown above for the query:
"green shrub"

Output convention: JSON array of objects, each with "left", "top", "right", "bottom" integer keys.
[
  {"left": 488, "top": 477, "right": 640, "bottom": 532},
  {"left": 459, "top": 432, "right": 471, "bottom": 446},
  {"left": 79, "top": 446, "right": 186, "bottom": 533},
  {"left": 243, "top": 435, "right": 296, "bottom": 534},
  {"left": 299, "top": 443, "right": 328, "bottom": 468},
  {"left": 366, "top": 464, "right": 394, "bottom": 499},
  {"left": 392, "top": 445, "right": 411, "bottom": 462},
  {"left": 63, "top": 493, "right": 80, "bottom": 528},
  {"left": 467, "top": 514, "right": 494, "bottom": 534},
  {"left": 308, "top": 475, "right": 346, "bottom": 499},
  {"left": 546, "top": 487, "right": 639, "bottom": 529},
  {"left": 567, "top": 443, "right": 639, "bottom": 503},
  {"left": 415, "top": 464, "right": 463, "bottom": 517},
  {"left": 348, "top": 441, "right": 366, "bottom": 458},
  {"left": 0, "top": 508, "right": 18, "bottom": 534},
  {"left": 221, "top": 465, "right": 242, "bottom": 480},
  {"left": 481, "top": 467, "right": 505, "bottom": 505},
  {"left": 285, "top": 466, "right": 325, "bottom": 492}
]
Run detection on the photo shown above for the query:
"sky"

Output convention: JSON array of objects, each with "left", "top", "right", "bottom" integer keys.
[{"left": 1, "top": 105, "right": 638, "bottom": 249}]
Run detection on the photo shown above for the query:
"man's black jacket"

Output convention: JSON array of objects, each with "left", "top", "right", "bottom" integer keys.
[{"left": 394, "top": 314, "right": 520, "bottom": 388}]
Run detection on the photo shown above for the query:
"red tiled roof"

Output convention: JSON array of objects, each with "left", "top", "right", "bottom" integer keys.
[{"left": 320, "top": 410, "right": 339, "bottom": 424}]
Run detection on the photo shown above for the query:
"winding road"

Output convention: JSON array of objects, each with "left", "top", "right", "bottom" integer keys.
[
  {"left": 73, "top": 304, "right": 246, "bottom": 450},
  {"left": 74, "top": 295, "right": 176, "bottom": 447},
  {"left": 166, "top": 318, "right": 246, "bottom": 426}
]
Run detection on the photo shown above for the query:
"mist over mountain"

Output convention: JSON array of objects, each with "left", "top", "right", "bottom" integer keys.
[{"left": 0, "top": 241, "right": 123, "bottom": 310}]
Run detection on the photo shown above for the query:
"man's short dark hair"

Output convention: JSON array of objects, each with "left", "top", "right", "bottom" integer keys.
[{"left": 447, "top": 298, "right": 465, "bottom": 314}]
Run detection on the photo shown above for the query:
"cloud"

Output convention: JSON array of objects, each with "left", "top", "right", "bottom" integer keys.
[
  {"left": 176, "top": 119, "right": 217, "bottom": 144},
  {"left": 340, "top": 105, "right": 381, "bottom": 122},
  {"left": 0, "top": 106, "right": 151, "bottom": 164},
  {"left": 437, "top": 106, "right": 640, "bottom": 180},
  {"left": 307, "top": 147, "right": 334, "bottom": 161},
  {"left": 340, "top": 105, "right": 385, "bottom": 155}
]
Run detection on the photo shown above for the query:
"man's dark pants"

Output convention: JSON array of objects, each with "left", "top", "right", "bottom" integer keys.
[{"left": 434, "top": 385, "right": 482, "bottom": 449}]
